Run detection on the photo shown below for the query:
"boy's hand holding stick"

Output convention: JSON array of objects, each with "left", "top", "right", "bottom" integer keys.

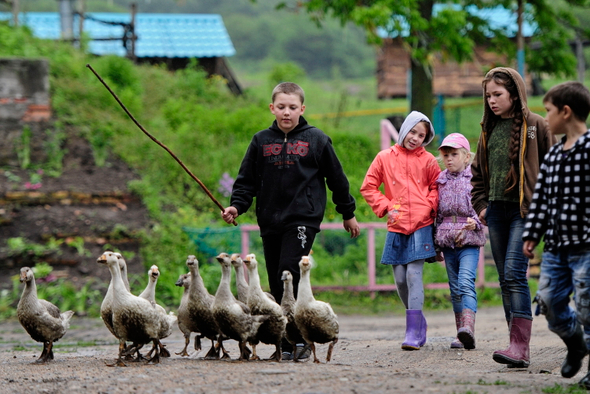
[{"left": 86, "top": 63, "right": 237, "bottom": 226}]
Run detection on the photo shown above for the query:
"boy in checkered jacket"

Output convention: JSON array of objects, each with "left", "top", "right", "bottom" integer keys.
[{"left": 522, "top": 81, "right": 590, "bottom": 387}]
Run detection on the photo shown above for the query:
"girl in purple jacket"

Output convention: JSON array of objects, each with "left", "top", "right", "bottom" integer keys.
[{"left": 435, "top": 133, "right": 486, "bottom": 350}]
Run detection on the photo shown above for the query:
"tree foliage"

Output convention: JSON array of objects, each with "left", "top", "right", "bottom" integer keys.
[{"left": 276, "top": 0, "right": 590, "bottom": 117}]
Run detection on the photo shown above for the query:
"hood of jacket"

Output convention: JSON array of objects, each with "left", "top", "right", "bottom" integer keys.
[
  {"left": 481, "top": 67, "right": 531, "bottom": 126},
  {"left": 397, "top": 111, "right": 436, "bottom": 147}
]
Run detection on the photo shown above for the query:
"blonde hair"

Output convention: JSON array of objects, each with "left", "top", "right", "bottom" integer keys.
[
  {"left": 437, "top": 147, "right": 473, "bottom": 167},
  {"left": 271, "top": 82, "right": 305, "bottom": 104}
]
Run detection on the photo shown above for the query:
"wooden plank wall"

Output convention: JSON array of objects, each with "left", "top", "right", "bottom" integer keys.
[{"left": 377, "top": 38, "right": 532, "bottom": 99}]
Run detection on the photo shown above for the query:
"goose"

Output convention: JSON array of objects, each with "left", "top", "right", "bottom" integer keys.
[
  {"left": 280, "top": 270, "right": 306, "bottom": 357},
  {"left": 174, "top": 273, "right": 199, "bottom": 357},
  {"left": 17, "top": 266, "right": 74, "bottom": 363},
  {"left": 230, "top": 253, "right": 249, "bottom": 303},
  {"left": 137, "top": 264, "right": 171, "bottom": 359},
  {"left": 97, "top": 251, "right": 176, "bottom": 366},
  {"left": 100, "top": 251, "right": 130, "bottom": 339},
  {"left": 294, "top": 256, "right": 339, "bottom": 363},
  {"left": 230, "top": 253, "right": 276, "bottom": 303},
  {"left": 243, "top": 254, "right": 286, "bottom": 361},
  {"left": 213, "top": 252, "right": 269, "bottom": 361},
  {"left": 99, "top": 252, "right": 146, "bottom": 361},
  {"left": 185, "top": 255, "right": 229, "bottom": 359}
]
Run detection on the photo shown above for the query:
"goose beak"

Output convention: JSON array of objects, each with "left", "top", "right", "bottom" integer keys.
[
  {"left": 175, "top": 277, "right": 184, "bottom": 286},
  {"left": 280, "top": 270, "right": 290, "bottom": 281},
  {"left": 301, "top": 256, "right": 310, "bottom": 268},
  {"left": 97, "top": 254, "right": 107, "bottom": 264}
]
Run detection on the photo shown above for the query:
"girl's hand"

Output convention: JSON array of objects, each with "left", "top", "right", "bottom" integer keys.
[
  {"left": 478, "top": 208, "right": 487, "bottom": 226},
  {"left": 464, "top": 217, "right": 477, "bottom": 231}
]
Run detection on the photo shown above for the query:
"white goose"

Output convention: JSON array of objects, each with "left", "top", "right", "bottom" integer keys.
[
  {"left": 294, "top": 256, "right": 339, "bottom": 363},
  {"left": 280, "top": 270, "right": 306, "bottom": 356},
  {"left": 97, "top": 251, "right": 176, "bottom": 366},
  {"left": 17, "top": 266, "right": 74, "bottom": 363},
  {"left": 243, "top": 254, "right": 286, "bottom": 361}
]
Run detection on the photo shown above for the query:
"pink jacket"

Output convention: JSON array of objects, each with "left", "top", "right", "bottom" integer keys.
[{"left": 361, "top": 144, "right": 440, "bottom": 235}]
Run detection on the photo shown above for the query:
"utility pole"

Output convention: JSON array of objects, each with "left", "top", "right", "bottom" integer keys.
[
  {"left": 516, "top": 0, "right": 525, "bottom": 77},
  {"left": 12, "top": 0, "right": 19, "bottom": 26}
]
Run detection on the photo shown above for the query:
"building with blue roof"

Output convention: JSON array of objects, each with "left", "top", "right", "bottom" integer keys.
[{"left": 0, "top": 11, "right": 241, "bottom": 94}]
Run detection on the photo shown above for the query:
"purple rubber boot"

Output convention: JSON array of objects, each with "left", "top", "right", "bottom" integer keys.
[{"left": 402, "top": 310, "right": 427, "bottom": 350}]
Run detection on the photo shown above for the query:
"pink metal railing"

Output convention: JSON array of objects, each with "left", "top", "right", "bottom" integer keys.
[{"left": 239, "top": 222, "right": 497, "bottom": 292}]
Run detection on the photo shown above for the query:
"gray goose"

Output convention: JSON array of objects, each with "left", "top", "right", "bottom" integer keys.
[
  {"left": 212, "top": 252, "right": 268, "bottom": 361},
  {"left": 243, "top": 254, "right": 286, "bottom": 361},
  {"left": 185, "top": 255, "right": 229, "bottom": 359},
  {"left": 97, "top": 251, "right": 176, "bottom": 366},
  {"left": 137, "top": 264, "right": 171, "bottom": 358},
  {"left": 230, "top": 253, "right": 276, "bottom": 303},
  {"left": 99, "top": 252, "right": 147, "bottom": 361},
  {"left": 294, "top": 256, "right": 339, "bottom": 363},
  {"left": 280, "top": 270, "right": 306, "bottom": 357},
  {"left": 174, "top": 273, "right": 199, "bottom": 357},
  {"left": 17, "top": 266, "right": 74, "bottom": 363}
]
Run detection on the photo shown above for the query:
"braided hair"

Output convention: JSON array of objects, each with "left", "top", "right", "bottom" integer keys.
[{"left": 482, "top": 71, "right": 522, "bottom": 195}]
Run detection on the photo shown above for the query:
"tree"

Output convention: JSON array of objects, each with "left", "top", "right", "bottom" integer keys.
[{"left": 276, "top": 0, "right": 590, "bottom": 118}]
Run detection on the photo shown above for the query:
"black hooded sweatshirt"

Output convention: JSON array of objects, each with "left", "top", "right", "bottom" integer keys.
[{"left": 230, "top": 116, "right": 356, "bottom": 237}]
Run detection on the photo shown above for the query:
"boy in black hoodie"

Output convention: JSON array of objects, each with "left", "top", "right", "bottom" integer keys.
[{"left": 221, "top": 82, "right": 360, "bottom": 359}]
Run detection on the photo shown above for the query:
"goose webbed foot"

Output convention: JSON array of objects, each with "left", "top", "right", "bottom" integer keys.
[
  {"left": 176, "top": 336, "right": 191, "bottom": 356},
  {"left": 326, "top": 338, "right": 338, "bottom": 363},
  {"left": 146, "top": 340, "right": 162, "bottom": 364},
  {"left": 159, "top": 341, "right": 170, "bottom": 358},
  {"left": 204, "top": 343, "right": 219, "bottom": 360},
  {"left": 269, "top": 344, "right": 282, "bottom": 362},
  {"left": 106, "top": 357, "right": 128, "bottom": 367},
  {"left": 238, "top": 341, "right": 251, "bottom": 361},
  {"left": 34, "top": 342, "right": 53, "bottom": 363}
]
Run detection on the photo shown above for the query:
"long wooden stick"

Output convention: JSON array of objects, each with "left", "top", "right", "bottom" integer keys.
[{"left": 86, "top": 63, "right": 237, "bottom": 226}]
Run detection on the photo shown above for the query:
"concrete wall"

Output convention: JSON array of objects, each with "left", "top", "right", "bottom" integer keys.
[{"left": 0, "top": 58, "right": 52, "bottom": 166}]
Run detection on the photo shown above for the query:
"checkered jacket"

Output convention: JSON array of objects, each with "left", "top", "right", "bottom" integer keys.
[{"left": 522, "top": 130, "right": 590, "bottom": 252}]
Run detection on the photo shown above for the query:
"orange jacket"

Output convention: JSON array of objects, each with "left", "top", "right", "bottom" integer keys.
[{"left": 360, "top": 144, "right": 440, "bottom": 235}]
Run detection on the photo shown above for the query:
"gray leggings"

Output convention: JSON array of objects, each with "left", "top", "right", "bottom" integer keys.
[{"left": 393, "top": 260, "right": 425, "bottom": 310}]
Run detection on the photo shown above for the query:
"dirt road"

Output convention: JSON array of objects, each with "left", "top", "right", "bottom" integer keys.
[{"left": 0, "top": 306, "right": 582, "bottom": 393}]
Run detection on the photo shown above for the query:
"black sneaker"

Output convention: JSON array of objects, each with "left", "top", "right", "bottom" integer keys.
[
  {"left": 294, "top": 343, "right": 311, "bottom": 361},
  {"left": 281, "top": 351, "right": 294, "bottom": 361}
]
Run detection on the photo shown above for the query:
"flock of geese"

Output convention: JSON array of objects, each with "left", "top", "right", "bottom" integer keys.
[{"left": 16, "top": 251, "right": 339, "bottom": 366}]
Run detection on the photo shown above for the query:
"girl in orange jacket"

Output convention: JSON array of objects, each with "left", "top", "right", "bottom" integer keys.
[{"left": 361, "top": 111, "right": 441, "bottom": 350}]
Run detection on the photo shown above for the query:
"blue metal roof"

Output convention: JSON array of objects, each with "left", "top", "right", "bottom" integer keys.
[
  {"left": 378, "top": 5, "right": 535, "bottom": 38},
  {"left": 0, "top": 12, "right": 236, "bottom": 58}
]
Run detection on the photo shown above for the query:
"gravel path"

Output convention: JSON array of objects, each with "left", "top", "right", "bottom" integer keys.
[{"left": 0, "top": 306, "right": 581, "bottom": 394}]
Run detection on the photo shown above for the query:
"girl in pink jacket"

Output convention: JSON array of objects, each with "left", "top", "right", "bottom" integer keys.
[{"left": 361, "top": 111, "right": 441, "bottom": 350}]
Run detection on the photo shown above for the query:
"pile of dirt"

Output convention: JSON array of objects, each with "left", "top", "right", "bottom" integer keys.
[{"left": 0, "top": 125, "right": 152, "bottom": 291}]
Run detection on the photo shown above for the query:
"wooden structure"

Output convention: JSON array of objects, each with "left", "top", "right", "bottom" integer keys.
[{"left": 376, "top": 37, "right": 533, "bottom": 99}]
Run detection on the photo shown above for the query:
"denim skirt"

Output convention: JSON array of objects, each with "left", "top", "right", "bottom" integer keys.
[{"left": 380, "top": 225, "right": 436, "bottom": 265}]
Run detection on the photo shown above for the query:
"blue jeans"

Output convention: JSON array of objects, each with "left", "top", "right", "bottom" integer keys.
[
  {"left": 442, "top": 246, "right": 479, "bottom": 313},
  {"left": 486, "top": 201, "right": 532, "bottom": 320},
  {"left": 537, "top": 248, "right": 590, "bottom": 344}
]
